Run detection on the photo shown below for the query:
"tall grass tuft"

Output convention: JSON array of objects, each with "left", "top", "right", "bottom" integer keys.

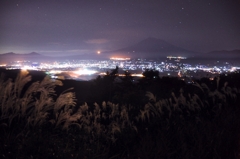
[{"left": 1, "top": 71, "right": 240, "bottom": 158}]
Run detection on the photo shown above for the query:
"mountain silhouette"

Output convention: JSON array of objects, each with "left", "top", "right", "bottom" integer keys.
[
  {"left": 106, "top": 37, "right": 198, "bottom": 58},
  {"left": 206, "top": 50, "right": 240, "bottom": 58},
  {"left": 0, "top": 52, "right": 101, "bottom": 63},
  {"left": 0, "top": 52, "right": 50, "bottom": 63}
]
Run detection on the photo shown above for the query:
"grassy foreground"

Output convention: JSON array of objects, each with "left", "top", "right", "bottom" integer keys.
[{"left": 0, "top": 70, "right": 240, "bottom": 159}]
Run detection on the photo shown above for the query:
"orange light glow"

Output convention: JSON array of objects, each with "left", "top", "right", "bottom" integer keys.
[{"left": 110, "top": 57, "right": 130, "bottom": 60}]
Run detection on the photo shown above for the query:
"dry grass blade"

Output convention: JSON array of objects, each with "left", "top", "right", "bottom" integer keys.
[
  {"left": 14, "top": 70, "right": 32, "bottom": 98},
  {"left": 54, "top": 88, "right": 76, "bottom": 114},
  {"left": 146, "top": 91, "right": 156, "bottom": 102}
]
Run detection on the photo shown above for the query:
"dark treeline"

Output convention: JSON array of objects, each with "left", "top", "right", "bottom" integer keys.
[
  {"left": 0, "top": 67, "right": 240, "bottom": 158},
  {"left": 56, "top": 68, "right": 186, "bottom": 105}
]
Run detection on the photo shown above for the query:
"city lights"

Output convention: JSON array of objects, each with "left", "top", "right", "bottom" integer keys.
[
  {"left": 110, "top": 57, "right": 131, "bottom": 60},
  {"left": 74, "top": 69, "right": 97, "bottom": 75},
  {"left": 2, "top": 56, "right": 240, "bottom": 81}
]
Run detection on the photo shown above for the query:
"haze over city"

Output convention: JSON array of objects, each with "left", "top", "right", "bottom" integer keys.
[{"left": 1, "top": 0, "right": 240, "bottom": 57}]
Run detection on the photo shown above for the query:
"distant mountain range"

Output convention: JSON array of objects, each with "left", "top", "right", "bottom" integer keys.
[
  {"left": 0, "top": 38, "right": 239, "bottom": 63},
  {"left": 0, "top": 52, "right": 49, "bottom": 63},
  {"left": 206, "top": 50, "right": 240, "bottom": 58},
  {"left": 104, "top": 37, "right": 198, "bottom": 58},
  {"left": 0, "top": 52, "right": 101, "bottom": 63}
]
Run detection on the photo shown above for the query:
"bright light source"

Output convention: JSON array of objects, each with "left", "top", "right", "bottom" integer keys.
[
  {"left": 21, "top": 65, "right": 32, "bottom": 71},
  {"left": 0, "top": 64, "right": 7, "bottom": 67},
  {"left": 132, "top": 74, "right": 143, "bottom": 77},
  {"left": 49, "top": 70, "right": 62, "bottom": 74},
  {"left": 74, "top": 69, "right": 97, "bottom": 75},
  {"left": 97, "top": 51, "right": 101, "bottom": 54},
  {"left": 110, "top": 57, "right": 130, "bottom": 60}
]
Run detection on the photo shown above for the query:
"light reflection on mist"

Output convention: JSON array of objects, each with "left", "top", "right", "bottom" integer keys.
[{"left": 73, "top": 69, "right": 97, "bottom": 75}]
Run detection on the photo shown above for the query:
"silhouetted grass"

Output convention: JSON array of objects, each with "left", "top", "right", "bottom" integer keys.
[{"left": 0, "top": 70, "right": 240, "bottom": 158}]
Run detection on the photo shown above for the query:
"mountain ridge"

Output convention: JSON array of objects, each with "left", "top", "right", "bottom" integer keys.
[
  {"left": 205, "top": 50, "right": 240, "bottom": 58},
  {"left": 105, "top": 37, "right": 199, "bottom": 58},
  {"left": 0, "top": 52, "right": 49, "bottom": 63},
  {"left": 1, "top": 38, "right": 240, "bottom": 63}
]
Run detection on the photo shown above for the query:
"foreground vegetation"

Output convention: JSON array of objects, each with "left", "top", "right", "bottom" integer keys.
[{"left": 0, "top": 69, "right": 240, "bottom": 158}]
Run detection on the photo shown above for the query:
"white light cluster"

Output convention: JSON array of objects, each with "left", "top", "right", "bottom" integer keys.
[{"left": 74, "top": 69, "right": 97, "bottom": 75}]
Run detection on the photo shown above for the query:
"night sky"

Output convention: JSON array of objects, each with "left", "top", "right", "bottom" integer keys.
[{"left": 1, "top": 0, "right": 240, "bottom": 56}]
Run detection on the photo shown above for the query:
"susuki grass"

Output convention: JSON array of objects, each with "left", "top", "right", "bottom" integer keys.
[{"left": 0, "top": 70, "right": 240, "bottom": 158}]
